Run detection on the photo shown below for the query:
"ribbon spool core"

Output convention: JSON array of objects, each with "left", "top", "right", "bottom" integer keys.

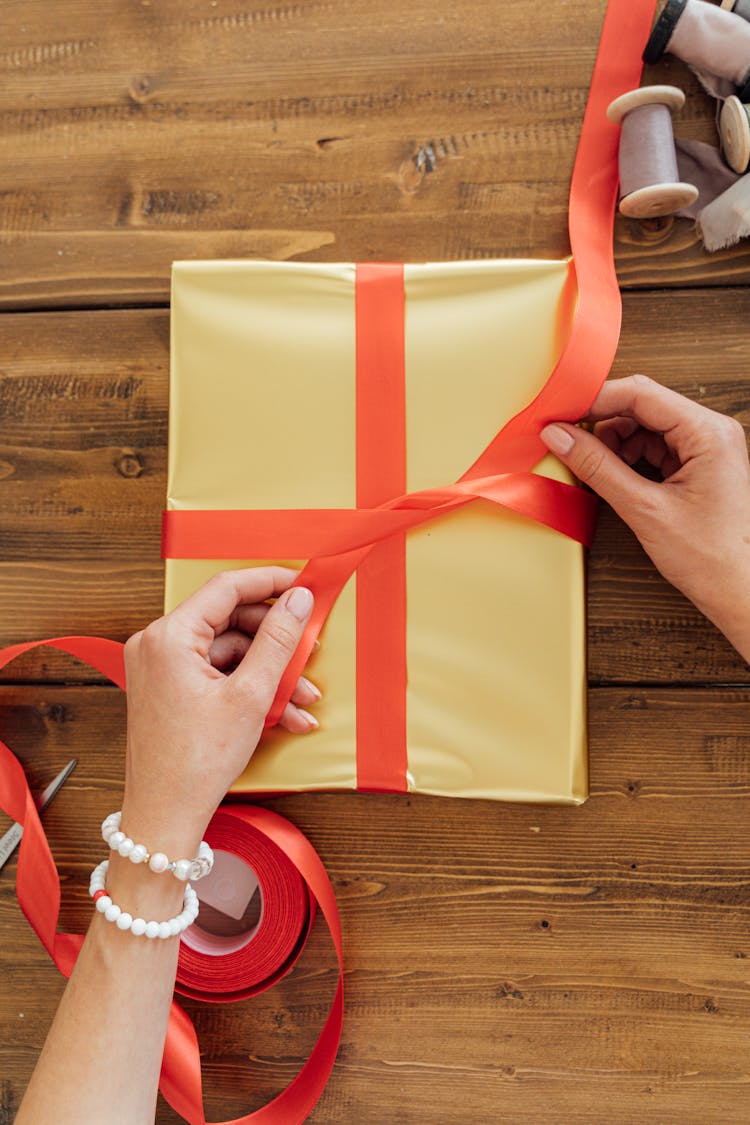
[
  {"left": 607, "top": 85, "right": 698, "bottom": 218},
  {"left": 181, "top": 850, "right": 264, "bottom": 955}
]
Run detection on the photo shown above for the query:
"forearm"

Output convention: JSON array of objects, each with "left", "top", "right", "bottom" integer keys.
[{"left": 16, "top": 824, "right": 199, "bottom": 1125}]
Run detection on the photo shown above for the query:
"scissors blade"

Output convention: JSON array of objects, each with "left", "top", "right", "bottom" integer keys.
[
  {"left": 0, "top": 758, "right": 77, "bottom": 872},
  {"left": 36, "top": 758, "right": 77, "bottom": 812}
]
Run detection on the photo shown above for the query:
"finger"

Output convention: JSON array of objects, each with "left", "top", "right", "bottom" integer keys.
[
  {"left": 279, "top": 701, "right": 319, "bottom": 734},
  {"left": 540, "top": 422, "right": 660, "bottom": 515},
  {"left": 209, "top": 632, "right": 321, "bottom": 705},
  {"left": 208, "top": 629, "right": 252, "bottom": 671},
  {"left": 583, "top": 375, "right": 725, "bottom": 457},
  {"left": 228, "top": 586, "right": 315, "bottom": 710},
  {"left": 291, "top": 676, "right": 322, "bottom": 707},
  {"left": 593, "top": 416, "right": 640, "bottom": 453},
  {"left": 228, "top": 602, "right": 271, "bottom": 636},
  {"left": 170, "top": 567, "right": 299, "bottom": 641}
]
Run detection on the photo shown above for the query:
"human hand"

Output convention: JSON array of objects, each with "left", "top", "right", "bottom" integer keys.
[
  {"left": 120, "top": 567, "right": 317, "bottom": 859},
  {"left": 540, "top": 374, "right": 750, "bottom": 661}
]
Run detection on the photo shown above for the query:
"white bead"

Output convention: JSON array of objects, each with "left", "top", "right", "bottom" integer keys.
[
  {"left": 144, "top": 921, "right": 160, "bottom": 939},
  {"left": 130, "top": 917, "right": 147, "bottom": 936},
  {"left": 105, "top": 903, "right": 121, "bottom": 923},
  {"left": 117, "top": 837, "right": 134, "bottom": 858},
  {"left": 102, "top": 824, "right": 117, "bottom": 842},
  {"left": 173, "top": 858, "right": 192, "bottom": 882},
  {"left": 109, "top": 830, "right": 125, "bottom": 849},
  {"left": 169, "top": 917, "right": 182, "bottom": 936},
  {"left": 128, "top": 843, "right": 148, "bottom": 865},
  {"left": 157, "top": 921, "right": 172, "bottom": 939},
  {"left": 148, "top": 852, "right": 169, "bottom": 874},
  {"left": 95, "top": 896, "right": 112, "bottom": 913},
  {"left": 116, "top": 912, "right": 133, "bottom": 931}
]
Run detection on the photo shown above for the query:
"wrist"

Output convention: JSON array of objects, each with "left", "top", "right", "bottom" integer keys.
[
  {"left": 688, "top": 548, "right": 750, "bottom": 662},
  {"left": 118, "top": 798, "right": 206, "bottom": 864},
  {"left": 105, "top": 852, "right": 187, "bottom": 919}
]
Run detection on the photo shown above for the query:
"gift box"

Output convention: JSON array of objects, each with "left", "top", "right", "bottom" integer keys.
[{"left": 164, "top": 258, "right": 589, "bottom": 803}]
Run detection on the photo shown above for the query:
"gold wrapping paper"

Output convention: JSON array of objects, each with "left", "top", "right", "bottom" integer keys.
[{"left": 166, "top": 259, "right": 587, "bottom": 803}]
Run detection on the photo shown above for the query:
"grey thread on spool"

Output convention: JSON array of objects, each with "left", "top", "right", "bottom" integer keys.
[{"left": 607, "top": 86, "right": 699, "bottom": 219}]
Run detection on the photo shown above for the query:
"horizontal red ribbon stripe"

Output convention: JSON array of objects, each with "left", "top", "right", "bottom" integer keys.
[{"left": 162, "top": 475, "right": 598, "bottom": 561}]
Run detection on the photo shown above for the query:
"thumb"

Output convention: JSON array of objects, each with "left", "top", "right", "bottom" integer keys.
[
  {"left": 540, "top": 423, "right": 656, "bottom": 515},
  {"left": 229, "top": 586, "right": 314, "bottom": 708}
]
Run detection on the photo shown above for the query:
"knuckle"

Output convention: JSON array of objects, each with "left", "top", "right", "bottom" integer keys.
[
  {"left": 575, "top": 444, "right": 608, "bottom": 485},
  {"left": 630, "top": 373, "right": 653, "bottom": 391},
  {"left": 211, "top": 569, "right": 237, "bottom": 593},
  {"left": 124, "top": 630, "right": 142, "bottom": 653},
  {"left": 262, "top": 618, "right": 299, "bottom": 654},
  {"left": 140, "top": 618, "right": 168, "bottom": 651},
  {"left": 726, "top": 415, "right": 746, "bottom": 443},
  {"left": 123, "top": 631, "right": 143, "bottom": 665},
  {"left": 226, "top": 672, "right": 272, "bottom": 714}
]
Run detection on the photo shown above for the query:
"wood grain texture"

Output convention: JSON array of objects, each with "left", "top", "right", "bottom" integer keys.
[
  {"left": 2, "top": 2, "right": 750, "bottom": 1122},
  {"left": 0, "top": 684, "right": 749, "bottom": 1123},
  {"left": 1, "top": 292, "right": 749, "bottom": 683},
  {"left": 1, "top": 0, "right": 748, "bottom": 308}
]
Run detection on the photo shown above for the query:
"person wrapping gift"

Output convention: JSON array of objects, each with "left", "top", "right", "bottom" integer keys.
[
  {"left": 6, "top": 1, "right": 750, "bottom": 1121},
  {"left": 12, "top": 372, "right": 750, "bottom": 1124}
]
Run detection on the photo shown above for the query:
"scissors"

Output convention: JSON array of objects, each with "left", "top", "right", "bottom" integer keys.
[{"left": 0, "top": 758, "right": 77, "bottom": 871}]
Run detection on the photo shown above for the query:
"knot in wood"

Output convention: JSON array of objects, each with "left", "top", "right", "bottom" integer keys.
[
  {"left": 116, "top": 451, "right": 145, "bottom": 478},
  {"left": 128, "top": 75, "right": 153, "bottom": 104}
]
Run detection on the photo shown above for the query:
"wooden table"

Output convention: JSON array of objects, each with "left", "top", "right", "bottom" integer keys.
[{"left": 2, "top": 2, "right": 749, "bottom": 1121}]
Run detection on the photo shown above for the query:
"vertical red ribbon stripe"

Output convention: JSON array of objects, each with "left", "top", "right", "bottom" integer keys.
[{"left": 355, "top": 264, "right": 408, "bottom": 793}]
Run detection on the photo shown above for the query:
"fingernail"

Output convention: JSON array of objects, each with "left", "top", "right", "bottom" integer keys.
[
  {"left": 540, "top": 424, "right": 575, "bottom": 455},
  {"left": 286, "top": 586, "right": 314, "bottom": 621},
  {"left": 300, "top": 676, "right": 322, "bottom": 701},
  {"left": 298, "top": 708, "right": 319, "bottom": 730}
]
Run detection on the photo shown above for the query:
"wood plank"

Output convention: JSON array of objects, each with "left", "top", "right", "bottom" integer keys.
[
  {"left": 0, "top": 684, "right": 749, "bottom": 1122},
  {"left": 1, "top": 0, "right": 746, "bottom": 307},
  {"left": 1, "top": 292, "right": 749, "bottom": 683}
]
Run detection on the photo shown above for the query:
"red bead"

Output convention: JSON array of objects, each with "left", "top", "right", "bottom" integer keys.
[{"left": 92, "top": 889, "right": 107, "bottom": 903}]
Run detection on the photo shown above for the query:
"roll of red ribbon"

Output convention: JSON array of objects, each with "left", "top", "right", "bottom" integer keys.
[
  {"left": 0, "top": 636, "right": 344, "bottom": 1125},
  {"left": 176, "top": 806, "right": 315, "bottom": 1003}
]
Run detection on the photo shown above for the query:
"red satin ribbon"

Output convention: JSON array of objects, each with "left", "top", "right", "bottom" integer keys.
[
  {"left": 175, "top": 807, "right": 315, "bottom": 1003},
  {"left": 0, "top": 637, "right": 344, "bottom": 1124},
  {"left": 355, "top": 263, "right": 408, "bottom": 791},
  {"left": 162, "top": 0, "right": 659, "bottom": 765}
]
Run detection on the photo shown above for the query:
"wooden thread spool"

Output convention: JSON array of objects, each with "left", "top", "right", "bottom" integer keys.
[
  {"left": 720, "top": 94, "right": 750, "bottom": 171},
  {"left": 644, "top": 0, "right": 750, "bottom": 102},
  {"left": 607, "top": 86, "right": 699, "bottom": 218}
]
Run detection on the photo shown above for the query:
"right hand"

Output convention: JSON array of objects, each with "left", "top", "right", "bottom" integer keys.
[{"left": 540, "top": 374, "right": 750, "bottom": 661}]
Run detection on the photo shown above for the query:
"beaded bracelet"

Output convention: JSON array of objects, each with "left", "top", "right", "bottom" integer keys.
[
  {"left": 101, "top": 812, "right": 214, "bottom": 882},
  {"left": 89, "top": 860, "right": 199, "bottom": 939}
]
